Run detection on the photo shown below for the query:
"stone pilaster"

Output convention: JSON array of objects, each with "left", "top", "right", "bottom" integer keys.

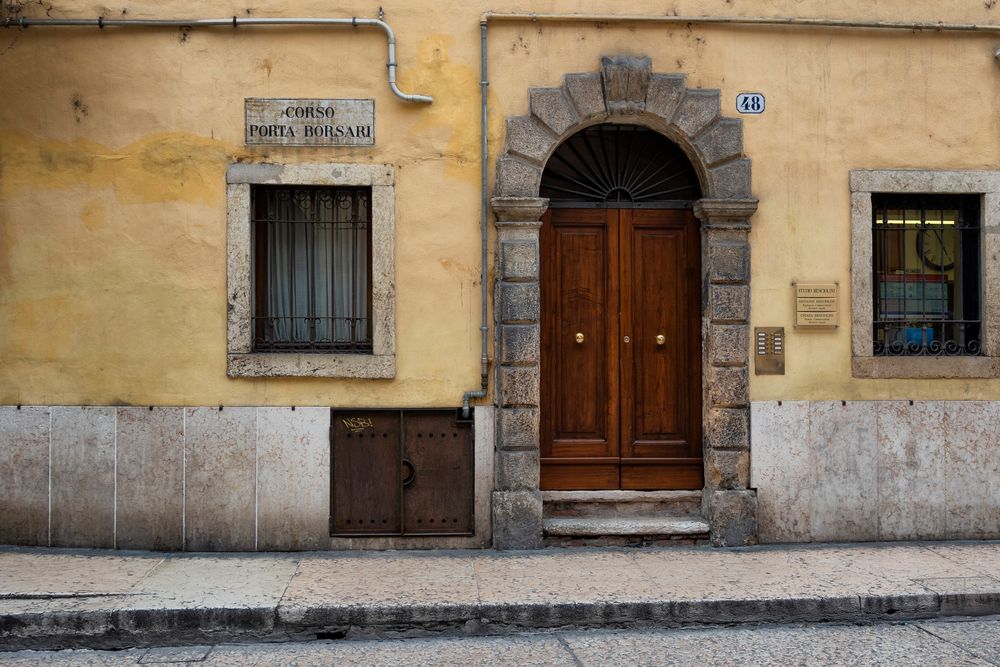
[
  {"left": 694, "top": 198, "right": 759, "bottom": 546},
  {"left": 490, "top": 196, "right": 549, "bottom": 550}
]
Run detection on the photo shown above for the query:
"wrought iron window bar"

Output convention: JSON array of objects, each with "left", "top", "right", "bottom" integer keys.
[
  {"left": 871, "top": 193, "right": 981, "bottom": 357},
  {"left": 251, "top": 186, "right": 373, "bottom": 354}
]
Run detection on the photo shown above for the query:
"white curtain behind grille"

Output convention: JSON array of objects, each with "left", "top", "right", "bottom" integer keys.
[{"left": 264, "top": 189, "right": 369, "bottom": 348}]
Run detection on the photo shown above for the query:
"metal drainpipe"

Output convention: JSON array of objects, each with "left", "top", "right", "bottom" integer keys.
[
  {"left": 460, "top": 20, "right": 490, "bottom": 419},
  {"left": 481, "top": 12, "right": 1000, "bottom": 33},
  {"left": 3, "top": 15, "right": 433, "bottom": 103}
]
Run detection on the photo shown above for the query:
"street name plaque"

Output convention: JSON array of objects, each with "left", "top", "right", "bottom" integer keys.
[{"left": 245, "top": 98, "right": 374, "bottom": 146}]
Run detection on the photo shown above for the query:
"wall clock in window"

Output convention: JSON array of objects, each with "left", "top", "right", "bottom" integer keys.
[{"left": 916, "top": 228, "right": 955, "bottom": 272}]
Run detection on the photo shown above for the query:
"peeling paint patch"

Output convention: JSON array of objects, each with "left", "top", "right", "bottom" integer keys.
[
  {"left": 0, "top": 131, "right": 244, "bottom": 205},
  {"left": 407, "top": 34, "right": 503, "bottom": 185}
]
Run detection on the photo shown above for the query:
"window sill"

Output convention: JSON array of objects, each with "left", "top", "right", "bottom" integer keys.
[
  {"left": 228, "top": 353, "right": 395, "bottom": 379},
  {"left": 852, "top": 355, "right": 1000, "bottom": 379}
]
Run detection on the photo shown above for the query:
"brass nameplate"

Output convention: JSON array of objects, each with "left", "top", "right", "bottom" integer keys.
[{"left": 794, "top": 282, "right": 838, "bottom": 328}]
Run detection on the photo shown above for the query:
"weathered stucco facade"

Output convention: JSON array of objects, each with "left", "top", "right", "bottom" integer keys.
[{"left": 2, "top": 0, "right": 1000, "bottom": 550}]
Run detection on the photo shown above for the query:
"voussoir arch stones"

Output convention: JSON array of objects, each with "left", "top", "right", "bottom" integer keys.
[{"left": 494, "top": 55, "right": 751, "bottom": 201}]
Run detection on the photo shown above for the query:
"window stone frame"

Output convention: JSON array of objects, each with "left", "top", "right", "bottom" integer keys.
[
  {"left": 226, "top": 162, "right": 396, "bottom": 378},
  {"left": 850, "top": 169, "right": 1000, "bottom": 378}
]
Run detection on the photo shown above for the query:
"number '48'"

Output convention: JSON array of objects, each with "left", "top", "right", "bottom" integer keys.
[{"left": 736, "top": 93, "right": 765, "bottom": 114}]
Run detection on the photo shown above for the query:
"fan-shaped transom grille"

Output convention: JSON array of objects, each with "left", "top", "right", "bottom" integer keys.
[{"left": 540, "top": 124, "right": 702, "bottom": 206}]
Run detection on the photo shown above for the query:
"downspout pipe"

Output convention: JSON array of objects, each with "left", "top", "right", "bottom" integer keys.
[
  {"left": 461, "top": 20, "right": 490, "bottom": 419},
  {"left": 2, "top": 15, "right": 432, "bottom": 103}
]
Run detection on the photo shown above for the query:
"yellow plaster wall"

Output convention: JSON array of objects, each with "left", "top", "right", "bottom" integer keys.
[{"left": 1, "top": 1, "right": 999, "bottom": 405}]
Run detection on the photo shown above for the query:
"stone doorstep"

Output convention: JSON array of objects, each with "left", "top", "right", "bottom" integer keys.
[
  {"left": 543, "top": 516, "right": 710, "bottom": 537},
  {"left": 542, "top": 490, "right": 703, "bottom": 519}
]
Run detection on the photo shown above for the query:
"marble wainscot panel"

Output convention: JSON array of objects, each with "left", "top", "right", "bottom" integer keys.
[
  {"left": 115, "top": 408, "right": 185, "bottom": 550},
  {"left": 752, "top": 400, "right": 1000, "bottom": 543},
  {"left": 256, "top": 407, "right": 330, "bottom": 551},
  {"left": 183, "top": 407, "right": 257, "bottom": 551},
  {"left": 49, "top": 407, "right": 116, "bottom": 548},
  {"left": 0, "top": 407, "right": 50, "bottom": 545}
]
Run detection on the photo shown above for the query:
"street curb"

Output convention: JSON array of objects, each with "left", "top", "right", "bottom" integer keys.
[{"left": 4, "top": 590, "right": 1000, "bottom": 650}]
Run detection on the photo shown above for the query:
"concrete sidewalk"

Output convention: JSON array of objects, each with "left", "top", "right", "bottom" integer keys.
[{"left": 3, "top": 541, "right": 1000, "bottom": 650}]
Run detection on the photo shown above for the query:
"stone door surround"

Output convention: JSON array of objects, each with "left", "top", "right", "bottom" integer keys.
[{"left": 490, "top": 56, "right": 758, "bottom": 549}]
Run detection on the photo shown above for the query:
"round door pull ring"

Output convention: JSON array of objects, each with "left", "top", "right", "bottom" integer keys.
[{"left": 402, "top": 459, "right": 416, "bottom": 487}]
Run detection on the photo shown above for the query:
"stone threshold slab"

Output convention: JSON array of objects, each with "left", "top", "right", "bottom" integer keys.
[
  {"left": 543, "top": 517, "right": 710, "bottom": 537},
  {"left": 542, "top": 490, "right": 703, "bottom": 503}
]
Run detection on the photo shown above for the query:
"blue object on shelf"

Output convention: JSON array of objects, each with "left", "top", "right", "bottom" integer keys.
[{"left": 904, "top": 326, "right": 934, "bottom": 347}]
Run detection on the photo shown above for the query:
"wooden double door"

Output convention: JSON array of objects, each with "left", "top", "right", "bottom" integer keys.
[{"left": 540, "top": 207, "right": 703, "bottom": 490}]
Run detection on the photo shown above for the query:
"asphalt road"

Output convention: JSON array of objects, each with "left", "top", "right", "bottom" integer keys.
[{"left": 3, "top": 617, "right": 1000, "bottom": 665}]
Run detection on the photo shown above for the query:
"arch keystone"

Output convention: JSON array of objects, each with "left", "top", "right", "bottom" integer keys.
[{"left": 601, "top": 55, "right": 652, "bottom": 114}]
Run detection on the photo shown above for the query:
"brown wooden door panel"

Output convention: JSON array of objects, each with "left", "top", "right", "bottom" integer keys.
[
  {"left": 540, "top": 460, "right": 619, "bottom": 490},
  {"left": 621, "top": 459, "right": 704, "bottom": 490},
  {"left": 541, "top": 209, "right": 619, "bottom": 463},
  {"left": 402, "top": 412, "right": 474, "bottom": 535},
  {"left": 331, "top": 411, "right": 401, "bottom": 535},
  {"left": 541, "top": 207, "right": 701, "bottom": 491},
  {"left": 621, "top": 208, "right": 703, "bottom": 466}
]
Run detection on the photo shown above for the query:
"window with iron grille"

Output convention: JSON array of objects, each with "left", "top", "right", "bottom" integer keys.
[
  {"left": 251, "top": 185, "right": 372, "bottom": 353},
  {"left": 872, "top": 193, "right": 981, "bottom": 356}
]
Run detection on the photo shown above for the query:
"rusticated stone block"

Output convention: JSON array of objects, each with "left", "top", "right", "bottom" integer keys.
[
  {"left": 529, "top": 88, "right": 578, "bottom": 136},
  {"left": 492, "top": 489, "right": 543, "bottom": 549},
  {"left": 497, "top": 408, "right": 540, "bottom": 450},
  {"left": 500, "top": 239, "right": 539, "bottom": 281},
  {"left": 499, "top": 366, "right": 540, "bottom": 408},
  {"left": 601, "top": 55, "right": 652, "bottom": 114},
  {"left": 694, "top": 118, "right": 743, "bottom": 167},
  {"left": 504, "top": 115, "right": 556, "bottom": 165},
  {"left": 709, "top": 489, "right": 758, "bottom": 546},
  {"left": 705, "top": 449, "right": 750, "bottom": 490},
  {"left": 499, "top": 281, "right": 540, "bottom": 323},
  {"left": 709, "top": 324, "right": 749, "bottom": 366},
  {"left": 705, "top": 407, "right": 750, "bottom": 451},
  {"left": 708, "top": 159, "right": 752, "bottom": 199},
  {"left": 707, "top": 366, "right": 749, "bottom": 408},
  {"left": 708, "top": 285, "right": 749, "bottom": 323},
  {"left": 708, "top": 241, "right": 750, "bottom": 284},
  {"left": 495, "top": 156, "right": 542, "bottom": 198},
  {"left": 563, "top": 72, "right": 605, "bottom": 119},
  {"left": 496, "top": 449, "right": 540, "bottom": 491},
  {"left": 500, "top": 324, "right": 540, "bottom": 365},
  {"left": 671, "top": 89, "right": 720, "bottom": 137},
  {"left": 645, "top": 73, "right": 686, "bottom": 120}
]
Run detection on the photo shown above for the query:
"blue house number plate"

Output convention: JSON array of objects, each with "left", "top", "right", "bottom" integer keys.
[{"left": 736, "top": 93, "right": 765, "bottom": 114}]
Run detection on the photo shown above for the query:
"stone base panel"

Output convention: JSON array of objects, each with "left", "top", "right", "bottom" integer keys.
[
  {"left": 0, "top": 405, "right": 493, "bottom": 551},
  {"left": 752, "top": 400, "right": 1000, "bottom": 543}
]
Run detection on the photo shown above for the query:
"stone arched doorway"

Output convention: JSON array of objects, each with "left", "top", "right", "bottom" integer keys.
[{"left": 490, "top": 56, "right": 758, "bottom": 549}]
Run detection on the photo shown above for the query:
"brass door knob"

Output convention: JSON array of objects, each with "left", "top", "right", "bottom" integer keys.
[
  {"left": 575, "top": 332, "right": 585, "bottom": 344},
  {"left": 656, "top": 334, "right": 666, "bottom": 346}
]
